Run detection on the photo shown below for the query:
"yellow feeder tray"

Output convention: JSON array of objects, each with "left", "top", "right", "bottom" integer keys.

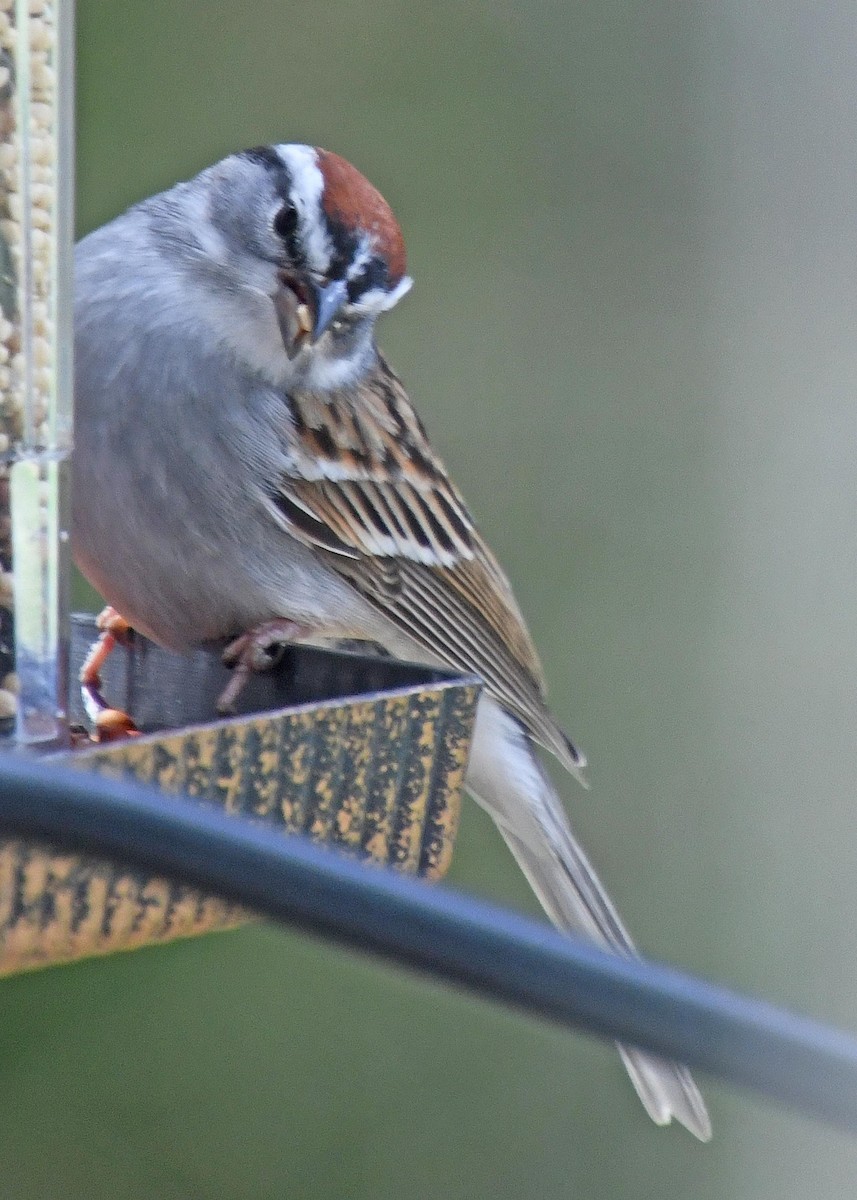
[{"left": 0, "top": 615, "right": 481, "bottom": 976}]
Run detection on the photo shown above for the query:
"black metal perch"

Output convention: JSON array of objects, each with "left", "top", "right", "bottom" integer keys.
[{"left": 0, "top": 752, "right": 856, "bottom": 1135}]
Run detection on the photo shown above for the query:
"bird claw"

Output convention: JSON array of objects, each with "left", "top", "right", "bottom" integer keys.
[
  {"left": 93, "top": 707, "right": 141, "bottom": 742},
  {"left": 218, "top": 618, "right": 310, "bottom": 713},
  {"left": 80, "top": 610, "right": 310, "bottom": 733}
]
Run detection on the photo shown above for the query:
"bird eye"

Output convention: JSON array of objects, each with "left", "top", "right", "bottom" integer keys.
[{"left": 273, "top": 202, "right": 299, "bottom": 240}]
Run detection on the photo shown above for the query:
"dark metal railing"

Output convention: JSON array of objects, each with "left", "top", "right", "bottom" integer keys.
[{"left": 0, "top": 752, "right": 855, "bottom": 1134}]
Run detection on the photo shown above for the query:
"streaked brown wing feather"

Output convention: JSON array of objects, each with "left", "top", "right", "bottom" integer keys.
[
  {"left": 274, "top": 355, "right": 582, "bottom": 770},
  {"left": 342, "top": 553, "right": 585, "bottom": 770}
]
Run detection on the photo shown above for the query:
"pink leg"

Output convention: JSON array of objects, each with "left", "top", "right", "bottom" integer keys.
[{"left": 79, "top": 606, "right": 141, "bottom": 742}]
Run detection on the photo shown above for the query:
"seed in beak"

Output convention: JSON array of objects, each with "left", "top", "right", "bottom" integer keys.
[{"left": 294, "top": 303, "right": 313, "bottom": 337}]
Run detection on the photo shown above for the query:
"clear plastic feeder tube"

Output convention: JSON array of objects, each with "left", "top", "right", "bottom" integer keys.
[{"left": 0, "top": 0, "right": 74, "bottom": 745}]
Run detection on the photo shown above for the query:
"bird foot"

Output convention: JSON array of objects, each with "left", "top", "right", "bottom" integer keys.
[
  {"left": 79, "top": 606, "right": 141, "bottom": 742},
  {"left": 218, "top": 618, "right": 311, "bottom": 713}
]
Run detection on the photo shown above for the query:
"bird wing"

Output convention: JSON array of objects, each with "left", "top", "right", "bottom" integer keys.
[{"left": 270, "top": 354, "right": 583, "bottom": 773}]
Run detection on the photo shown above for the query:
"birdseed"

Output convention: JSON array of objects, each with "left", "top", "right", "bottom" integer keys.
[{"left": 0, "top": 0, "right": 62, "bottom": 730}]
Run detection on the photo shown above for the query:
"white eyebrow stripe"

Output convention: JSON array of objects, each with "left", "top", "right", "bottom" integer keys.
[
  {"left": 351, "top": 275, "right": 413, "bottom": 314},
  {"left": 275, "top": 144, "right": 333, "bottom": 273}
]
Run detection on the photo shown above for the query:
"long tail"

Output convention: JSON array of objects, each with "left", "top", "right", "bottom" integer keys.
[{"left": 466, "top": 696, "right": 712, "bottom": 1141}]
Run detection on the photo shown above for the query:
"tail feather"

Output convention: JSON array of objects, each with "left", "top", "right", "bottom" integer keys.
[
  {"left": 466, "top": 696, "right": 712, "bottom": 1141},
  {"left": 618, "top": 1046, "right": 712, "bottom": 1138}
]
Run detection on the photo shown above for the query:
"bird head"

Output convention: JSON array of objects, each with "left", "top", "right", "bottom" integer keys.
[{"left": 175, "top": 144, "right": 412, "bottom": 389}]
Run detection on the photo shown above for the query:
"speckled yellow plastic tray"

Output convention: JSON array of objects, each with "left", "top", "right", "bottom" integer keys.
[{"left": 0, "top": 618, "right": 480, "bottom": 976}]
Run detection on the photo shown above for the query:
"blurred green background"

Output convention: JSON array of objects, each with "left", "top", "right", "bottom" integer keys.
[{"left": 5, "top": 0, "right": 857, "bottom": 1195}]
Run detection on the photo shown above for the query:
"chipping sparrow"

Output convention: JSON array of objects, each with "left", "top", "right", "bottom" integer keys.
[{"left": 72, "top": 144, "right": 711, "bottom": 1140}]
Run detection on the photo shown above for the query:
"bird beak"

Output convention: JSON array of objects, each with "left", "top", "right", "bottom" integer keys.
[
  {"left": 308, "top": 278, "right": 349, "bottom": 341},
  {"left": 274, "top": 275, "right": 350, "bottom": 358}
]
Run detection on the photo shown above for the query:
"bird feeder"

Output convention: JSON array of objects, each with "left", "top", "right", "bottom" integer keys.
[
  {"left": 0, "top": 618, "right": 479, "bottom": 975},
  {"left": 0, "top": 0, "right": 74, "bottom": 746},
  {"left": 0, "top": 0, "right": 477, "bottom": 975}
]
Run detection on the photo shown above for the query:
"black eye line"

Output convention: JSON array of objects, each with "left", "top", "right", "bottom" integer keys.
[
  {"left": 324, "top": 214, "right": 362, "bottom": 286},
  {"left": 346, "top": 275, "right": 365, "bottom": 304},
  {"left": 347, "top": 256, "right": 388, "bottom": 304}
]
